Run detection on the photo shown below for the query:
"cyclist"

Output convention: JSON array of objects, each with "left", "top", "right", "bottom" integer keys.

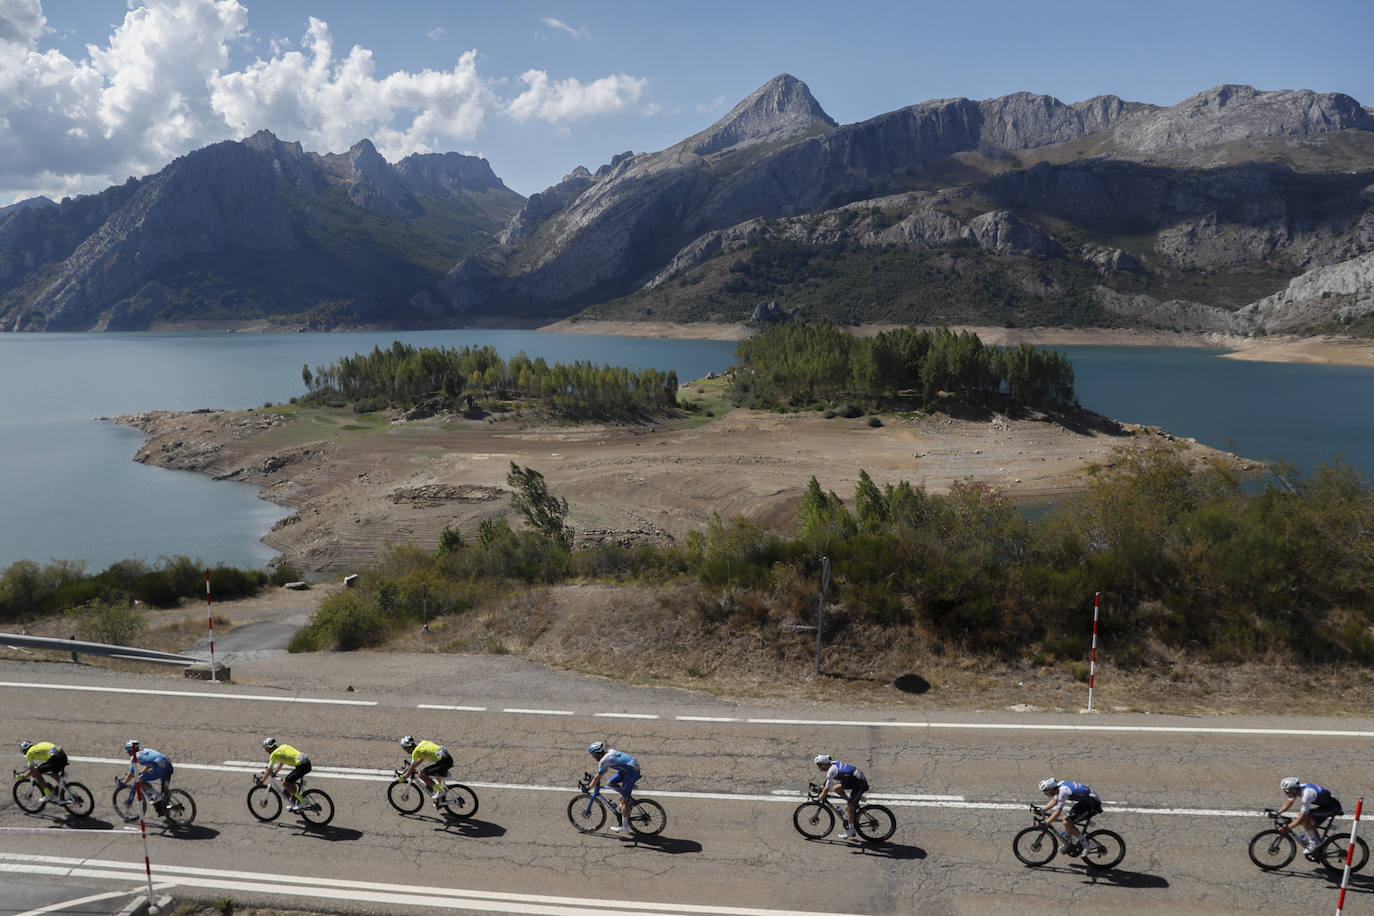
[
  {"left": 814, "top": 754, "right": 868, "bottom": 840},
  {"left": 1038, "top": 777, "right": 1105, "bottom": 854},
  {"left": 587, "top": 741, "right": 640, "bottom": 833},
  {"left": 259, "top": 737, "right": 311, "bottom": 812},
  {"left": 1277, "top": 776, "right": 1345, "bottom": 855},
  {"left": 19, "top": 740, "right": 68, "bottom": 805},
  {"left": 122, "top": 739, "right": 174, "bottom": 816},
  {"left": 398, "top": 736, "right": 453, "bottom": 804}
]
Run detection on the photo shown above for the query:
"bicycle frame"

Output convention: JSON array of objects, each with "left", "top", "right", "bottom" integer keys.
[
  {"left": 15, "top": 769, "right": 74, "bottom": 799},
  {"left": 257, "top": 769, "right": 308, "bottom": 804}
]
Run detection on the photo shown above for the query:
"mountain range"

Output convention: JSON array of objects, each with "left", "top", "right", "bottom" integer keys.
[{"left": 3, "top": 76, "right": 1373, "bottom": 335}]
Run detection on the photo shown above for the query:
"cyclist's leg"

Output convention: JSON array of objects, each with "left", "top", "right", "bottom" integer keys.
[
  {"left": 284, "top": 761, "right": 311, "bottom": 804},
  {"left": 422, "top": 754, "right": 453, "bottom": 793},
  {"left": 610, "top": 771, "right": 638, "bottom": 827},
  {"left": 846, "top": 782, "right": 868, "bottom": 832}
]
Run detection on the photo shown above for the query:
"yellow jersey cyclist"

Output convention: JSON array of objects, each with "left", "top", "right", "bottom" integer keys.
[
  {"left": 398, "top": 736, "right": 453, "bottom": 804},
  {"left": 259, "top": 737, "right": 312, "bottom": 812},
  {"left": 19, "top": 740, "right": 68, "bottom": 805}
]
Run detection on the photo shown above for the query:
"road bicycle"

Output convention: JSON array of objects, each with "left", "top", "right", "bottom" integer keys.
[
  {"left": 112, "top": 776, "right": 196, "bottom": 828},
  {"left": 792, "top": 782, "right": 897, "bottom": 843},
  {"left": 1012, "top": 804, "right": 1126, "bottom": 870},
  {"left": 1248, "top": 808, "right": 1369, "bottom": 875},
  {"left": 246, "top": 770, "right": 335, "bottom": 826},
  {"left": 386, "top": 766, "right": 479, "bottom": 819},
  {"left": 11, "top": 769, "right": 94, "bottom": 817},
  {"left": 566, "top": 772, "right": 666, "bottom": 836}
]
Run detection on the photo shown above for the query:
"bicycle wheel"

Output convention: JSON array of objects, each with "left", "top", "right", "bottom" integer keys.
[
  {"left": 627, "top": 798, "right": 666, "bottom": 837},
  {"left": 246, "top": 785, "right": 282, "bottom": 822},
  {"left": 387, "top": 780, "right": 424, "bottom": 814},
  {"left": 12, "top": 779, "right": 45, "bottom": 814},
  {"left": 793, "top": 801, "right": 836, "bottom": 839},
  {"left": 298, "top": 788, "right": 334, "bottom": 826},
  {"left": 61, "top": 782, "right": 94, "bottom": 818},
  {"left": 1247, "top": 829, "right": 1296, "bottom": 870},
  {"left": 855, "top": 804, "right": 896, "bottom": 843},
  {"left": 1013, "top": 825, "right": 1059, "bottom": 866},
  {"left": 111, "top": 785, "right": 145, "bottom": 821},
  {"left": 1082, "top": 829, "right": 1126, "bottom": 870},
  {"left": 1319, "top": 833, "right": 1370, "bottom": 876},
  {"left": 162, "top": 789, "right": 196, "bottom": 828},
  {"left": 567, "top": 795, "right": 607, "bottom": 833},
  {"left": 438, "top": 784, "right": 479, "bottom": 819}
]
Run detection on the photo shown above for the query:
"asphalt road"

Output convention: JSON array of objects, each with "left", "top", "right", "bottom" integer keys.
[{"left": 2, "top": 658, "right": 1372, "bottom": 915}]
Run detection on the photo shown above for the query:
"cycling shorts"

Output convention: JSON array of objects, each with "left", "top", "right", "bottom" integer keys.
[
  {"left": 1068, "top": 796, "right": 1103, "bottom": 824},
  {"left": 422, "top": 751, "right": 453, "bottom": 777},
  {"left": 1310, "top": 798, "right": 1343, "bottom": 824},
  {"left": 35, "top": 751, "right": 67, "bottom": 775},
  {"left": 841, "top": 778, "right": 869, "bottom": 804},
  {"left": 139, "top": 761, "right": 173, "bottom": 783},
  {"left": 285, "top": 759, "right": 312, "bottom": 784},
  {"left": 607, "top": 769, "right": 640, "bottom": 797}
]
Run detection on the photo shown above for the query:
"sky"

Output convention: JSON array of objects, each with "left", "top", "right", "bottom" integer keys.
[{"left": 2, "top": 0, "right": 1372, "bottom": 205}]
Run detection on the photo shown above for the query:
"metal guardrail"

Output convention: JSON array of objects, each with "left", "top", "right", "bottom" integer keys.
[{"left": 0, "top": 633, "right": 203, "bottom": 666}]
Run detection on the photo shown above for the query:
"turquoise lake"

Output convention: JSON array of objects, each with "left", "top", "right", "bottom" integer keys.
[{"left": 1, "top": 331, "right": 1370, "bottom": 573}]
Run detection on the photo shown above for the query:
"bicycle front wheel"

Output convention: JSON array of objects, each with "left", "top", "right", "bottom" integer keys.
[
  {"left": 246, "top": 785, "right": 282, "bottom": 822},
  {"left": 1320, "top": 833, "right": 1370, "bottom": 876},
  {"left": 792, "top": 802, "right": 836, "bottom": 839},
  {"left": 61, "top": 782, "right": 94, "bottom": 818},
  {"left": 111, "top": 785, "right": 145, "bottom": 821},
  {"left": 299, "top": 788, "right": 334, "bottom": 826},
  {"left": 438, "top": 784, "right": 479, "bottom": 819},
  {"left": 163, "top": 789, "right": 196, "bottom": 827},
  {"left": 855, "top": 805, "right": 896, "bottom": 843},
  {"left": 567, "top": 795, "right": 606, "bottom": 833},
  {"left": 12, "top": 779, "right": 45, "bottom": 814},
  {"left": 1247, "top": 829, "right": 1296, "bottom": 870},
  {"left": 1082, "top": 829, "right": 1126, "bottom": 870},
  {"left": 387, "top": 780, "right": 424, "bottom": 814},
  {"left": 628, "top": 798, "right": 666, "bottom": 837},
  {"left": 1013, "top": 825, "right": 1059, "bottom": 866}
]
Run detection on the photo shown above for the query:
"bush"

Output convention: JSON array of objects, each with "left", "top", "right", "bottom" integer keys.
[
  {"left": 72, "top": 601, "right": 146, "bottom": 646},
  {"left": 837, "top": 404, "right": 864, "bottom": 419},
  {"left": 866, "top": 416, "right": 883, "bottom": 428},
  {"left": 295, "top": 592, "right": 389, "bottom": 651}
]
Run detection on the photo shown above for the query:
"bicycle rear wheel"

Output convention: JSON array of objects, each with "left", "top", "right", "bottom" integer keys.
[
  {"left": 163, "top": 789, "right": 196, "bottom": 827},
  {"left": 112, "top": 785, "right": 145, "bottom": 822},
  {"left": 12, "top": 779, "right": 45, "bottom": 814},
  {"left": 387, "top": 780, "right": 424, "bottom": 814},
  {"left": 627, "top": 798, "right": 666, "bottom": 836},
  {"left": 1082, "top": 829, "right": 1126, "bottom": 870},
  {"left": 61, "top": 782, "right": 94, "bottom": 818},
  {"left": 1319, "top": 833, "right": 1370, "bottom": 875},
  {"left": 438, "top": 784, "right": 479, "bottom": 819},
  {"left": 1247, "top": 829, "right": 1296, "bottom": 870},
  {"left": 855, "top": 805, "right": 896, "bottom": 843},
  {"left": 246, "top": 785, "right": 282, "bottom": 822},
  {"left": 567, "top": 795, "right": 607, "bottom": 833},
  {"left": 792, "top": 802, "right": 836, "bottom": 839},
  {"left": 298, "top": 788, "right": 334, "bottom": 826},
  {"left": 1013, "top": 825, "right": 1059, "bottom": 866}
]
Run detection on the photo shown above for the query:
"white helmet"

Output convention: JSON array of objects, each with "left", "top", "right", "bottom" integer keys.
[
  {"left": 588, "top": 741, "right": 606, "bottom": 756},
  {"left": 1038, "top": 777, "right": 1058, "bottom": 794},
  {"left": 1280, "top": 776, "right": 1300, "bottom": 794},
  {"left": 813, "top": 754, "right": 832, "bottom": 767},
  {"left": 400, "top": 736, "right": 417, "bottom": 750},
  {"left": 262, "top": 737, "right": 277, "bottom": 751}
]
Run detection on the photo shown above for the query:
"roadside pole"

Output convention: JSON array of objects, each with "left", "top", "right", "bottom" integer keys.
[
  {"left": 1086, "top": 592, "right": 1100, "bottom": 712},
  {"left": 815, "top": 556, "right": 830, "bottom": 676},
  {"left": 205, "top": 569, "right": 217, "bottom": 683},
  {"left": 1335, "top": 795, "right": 1363, "bottom": 915},
  {"left": 135, "top": 780, "right": 160, "bottom": 915}
]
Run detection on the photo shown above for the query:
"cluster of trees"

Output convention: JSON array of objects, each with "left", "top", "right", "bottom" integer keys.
[
  {"left": 301, "top": 341, "right": 679, "bottom": 416},
  {"left": 292, "top": 445, "right": 1374, "bottom": 670},
  {"left": 731, "top": 323, "right": 1075, "bottom": 409}
]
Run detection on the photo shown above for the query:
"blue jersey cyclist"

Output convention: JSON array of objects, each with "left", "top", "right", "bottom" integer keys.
[
  {"left": 1277, "top": 776, "right": 1344, "bottom": 856},
  {"left": 122, "top": 739, "right": 174, "bottom": 816},
  {"left": 588, "top": 741, "right": 641, "bottom": 833},
  {"left": 1038, "top": 777, "right": 1105, "bottom": 854},
  {"left": 814, "top": 754, "right": 869, "bottom": 840}
]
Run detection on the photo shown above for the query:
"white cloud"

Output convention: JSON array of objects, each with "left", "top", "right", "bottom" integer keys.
[
  {"left": 0, "top": 0, "right": 45, "bottom": 45},
  {"left": 427, "top": 26, "right": 444, "bottom": 41},
  {"left": 507, "top": 70, "right": 646, "bottom": 123},
  {"left": 540, "top": 17, "right": 590, "bottom": 41}
]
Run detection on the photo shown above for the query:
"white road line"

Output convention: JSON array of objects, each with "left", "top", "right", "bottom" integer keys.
[
  {"left": 11, "top": 886, "right": 148, "bottom": 916},
  {"left": 503, "top": 707, "right": 576, "bottom": 716},
  {"left": 741, "top": 717, "right": 1374, "bottom": 737},
  {"left": 418, "top": 704, "right": 488, "bottom": 711},
  {"left": 675, "top": 716, "right": 739, "bottom": 722},
  {"left": 595, "top": 712, "right": 659, "bottom": 719},
  {"left": 0, "top": 681, "right": 376, "bottom": 707},
  {"left": 0, "top": 853, "right": 867, "bottom": 916}
]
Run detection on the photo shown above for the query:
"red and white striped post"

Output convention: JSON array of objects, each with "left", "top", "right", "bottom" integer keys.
[
  {"left": 1086, "top": 592, "right": 1101, "bottom": 712},
  {"left": 134, "top": 780, "right": 159, "bottom": 913},
  {"left": 205, "top": 569, "right": 217, "bottom": 683},
  {"left": 1335, "top": 795, "right": 1363, "bottom": 915}
]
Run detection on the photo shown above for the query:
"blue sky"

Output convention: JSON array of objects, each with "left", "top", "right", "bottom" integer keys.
[{"left": 3, "top": 0, "right": 1372, "bottom": 204}]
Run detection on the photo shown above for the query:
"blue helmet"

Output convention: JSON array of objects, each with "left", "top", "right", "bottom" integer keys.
[
  {"left": 588, "top": 741, "right": 606, "bottom": 756},
  {"left": 124, "top": 739, "right": 139, "bottom": 754}
]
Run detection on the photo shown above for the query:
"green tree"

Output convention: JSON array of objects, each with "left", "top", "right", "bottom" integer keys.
[{"left": 507, "top": 463, "right": 572, "bottom": 546}]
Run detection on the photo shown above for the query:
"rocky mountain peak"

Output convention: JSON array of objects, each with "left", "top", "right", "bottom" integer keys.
[{"left": 687, "top": 73, "right": 836, "bottom": 156}]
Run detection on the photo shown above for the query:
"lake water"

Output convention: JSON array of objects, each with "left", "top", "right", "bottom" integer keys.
[{"left": 1, "top": 331, "right": 1370, "bottom": 573}]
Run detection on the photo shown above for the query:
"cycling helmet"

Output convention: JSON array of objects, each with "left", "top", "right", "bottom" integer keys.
[
  {"left": 1039, "top": 777, "right": 1059, "bottom": 794},
  {"left": 588, "top": 741, "right": 606, "bottom": 757},
  {"left": 1281, "top": 776, "right": 1301, "bottom": 794},
  {"left": 19, "top": 740, "right": 32, "bottom": 753},
  {"left": 261, "top": 737, "right": 277, "bottom": 751},
  {"left": 400, "top": 736, "right": 417, "bottom": 750},
  {"left": 124, "top": 739, "right": 139, "bottom": 754},
  {"left": 813, "top": 754, "right": 832, "bottom": 767}
]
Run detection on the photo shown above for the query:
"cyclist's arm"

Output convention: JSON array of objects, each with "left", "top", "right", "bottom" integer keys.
[{"left": 1275, "top": 797, "right": 1295, "bottom": 816}]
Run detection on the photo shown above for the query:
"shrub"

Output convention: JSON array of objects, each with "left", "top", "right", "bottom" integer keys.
[{"left": 72, "top": 601, "right": 146, "bottom": 646}]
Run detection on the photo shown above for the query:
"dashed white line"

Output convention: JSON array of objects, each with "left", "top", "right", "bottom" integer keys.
[
  {"left": 595, "top": 712, "right": 659, "bottom": 719},
  {"left": 418, "top": 704, "right": 488, "bottom": 712},
  {"left": 502, "top": 707, "right": 576, "bottom": 716}
]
